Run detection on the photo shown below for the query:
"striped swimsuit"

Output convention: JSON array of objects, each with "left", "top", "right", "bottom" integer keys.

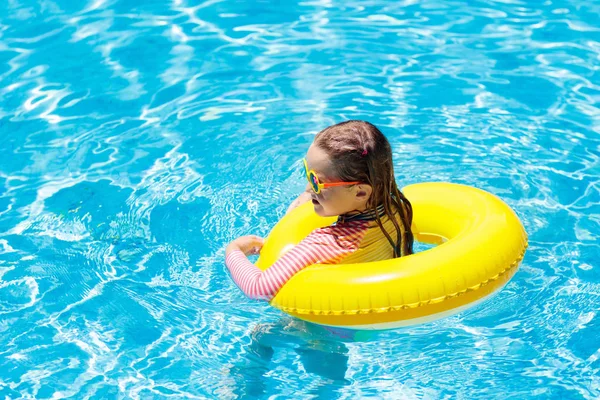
[{"left": 225, "top": 206, "right": 406, "bottom": 301}]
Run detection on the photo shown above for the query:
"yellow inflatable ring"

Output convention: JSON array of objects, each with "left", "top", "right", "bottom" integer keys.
[{"left": 256, "top": 182, "right": 528, "bottom": 330}]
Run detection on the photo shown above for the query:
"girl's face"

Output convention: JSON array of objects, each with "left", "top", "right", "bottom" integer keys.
[{"left": 305, "top": 145, "right": 372, "bottom": 217}]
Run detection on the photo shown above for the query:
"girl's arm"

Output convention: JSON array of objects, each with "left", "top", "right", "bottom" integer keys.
[
  {"left": 285, "top": 184, "right": 312, "bottom": 215},
  {"left": 225, "top": 226, "right": 366, "bottom": 301}
]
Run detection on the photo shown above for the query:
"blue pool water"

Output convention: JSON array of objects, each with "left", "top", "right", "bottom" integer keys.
[{"left": 1, "top": 0, "right": 599, "bottom": 398}]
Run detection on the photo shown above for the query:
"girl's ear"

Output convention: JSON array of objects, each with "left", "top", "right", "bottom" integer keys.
[{"left": 355, "top": 184, "right": 373, "bottom": 202}]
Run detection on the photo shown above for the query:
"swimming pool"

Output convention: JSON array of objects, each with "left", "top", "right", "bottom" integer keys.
[{"left": 0, "top": 0, "right": 598, "bottom": 398}]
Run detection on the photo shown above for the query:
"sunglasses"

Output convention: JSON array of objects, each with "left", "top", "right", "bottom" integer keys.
[{"left": 303, "top": 158, "right": 360, "bottom": 194}]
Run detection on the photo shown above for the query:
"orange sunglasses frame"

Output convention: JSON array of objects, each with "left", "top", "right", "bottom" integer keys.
[{"left": 303, "top": 158, "right": 360, "bottom": 194}]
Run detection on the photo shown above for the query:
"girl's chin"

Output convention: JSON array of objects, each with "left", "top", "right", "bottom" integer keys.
[
  {"left": 313, "top": 204, "right": 336, "bottom": 217},
  {"left": 312, "top": 199, "right": 341, "bottom": 217},
  {"left": 312, "top": 202, "right": 326, "bottom": 216}
]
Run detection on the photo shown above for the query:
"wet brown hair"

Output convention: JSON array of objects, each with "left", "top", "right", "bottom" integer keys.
[{"left": 314, "top": 120, "right": 414, "bottom": 257}]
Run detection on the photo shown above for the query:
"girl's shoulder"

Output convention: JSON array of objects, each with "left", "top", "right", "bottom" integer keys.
[{"left": 306, "top": 220, "right": 370, "bottom": 245}]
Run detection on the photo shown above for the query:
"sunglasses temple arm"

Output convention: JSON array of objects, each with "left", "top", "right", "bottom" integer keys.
[{"left": 322, "top": 181, "right": 361, "bottom": 188}]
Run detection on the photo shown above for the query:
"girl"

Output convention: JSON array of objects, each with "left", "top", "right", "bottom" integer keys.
[{"left": 225, "top": 120, "right": 414, "bottom": 300}]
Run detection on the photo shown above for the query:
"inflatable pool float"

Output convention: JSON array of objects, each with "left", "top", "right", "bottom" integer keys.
[{"left": 256, "top": 182, "right": 528, "bottom": 330}]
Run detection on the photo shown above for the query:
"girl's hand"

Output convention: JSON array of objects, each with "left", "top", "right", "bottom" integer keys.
[{"left": 226, "top": 235, "right": 265, "bottom": 256}]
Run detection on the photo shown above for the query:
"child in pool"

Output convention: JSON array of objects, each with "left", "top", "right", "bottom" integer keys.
[{"left": 225, "top": 120, "right": 414, "bottom": 300}]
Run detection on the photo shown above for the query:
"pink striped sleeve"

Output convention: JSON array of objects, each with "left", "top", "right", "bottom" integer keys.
[{"left": 225, "top": 224, "right": 368, "bottom": 301}]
